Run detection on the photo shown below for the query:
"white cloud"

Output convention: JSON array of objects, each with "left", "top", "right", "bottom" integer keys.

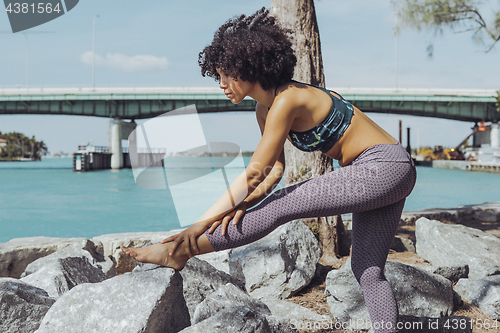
[{"left": 80, "top": 51, "right": 169, "bottom": 72}]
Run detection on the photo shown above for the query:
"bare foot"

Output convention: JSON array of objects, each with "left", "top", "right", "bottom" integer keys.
[{"left": 121, "top": 242, "right": 189, "bottom": 271}]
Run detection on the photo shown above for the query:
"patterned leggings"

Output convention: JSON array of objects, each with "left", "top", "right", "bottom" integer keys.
[{"left": 205, "top": 143, "right": 417, "bottom": 333}]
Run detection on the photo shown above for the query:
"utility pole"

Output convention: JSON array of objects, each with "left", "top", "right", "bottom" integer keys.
[{"left": 92, "top": 15, "right": 99, "bottom": 89}]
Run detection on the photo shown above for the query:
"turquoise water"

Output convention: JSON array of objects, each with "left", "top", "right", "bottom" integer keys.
[{"left": 1, "top": 157, "right": 500, "bottom": 243}]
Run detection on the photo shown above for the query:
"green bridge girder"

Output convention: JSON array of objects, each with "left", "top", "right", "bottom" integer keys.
[{"left": 0, "top": 87, "right": 498, "bottom": 122}]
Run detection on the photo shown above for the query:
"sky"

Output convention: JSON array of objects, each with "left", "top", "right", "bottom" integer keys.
[{"left": 1, "top": 0, "right": 499, "bottom": 154}]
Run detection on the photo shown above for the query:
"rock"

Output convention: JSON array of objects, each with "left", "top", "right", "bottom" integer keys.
[
  {"left": 0, "top": 278, "right": 55, "bottom": 333},
  {"left": 391, "top": 237, "right": 416, "bottom": 252},
  {"left": 229, "top": 220, "right": 321, "bottom": 300},
  {"left": 188, "top": 283, "right": 295, "bottom": 333},
  {"left": 197, "top": 249, "right": 231, "bottom": 274},
  {"left": 325, "top": 260, "right": 454, "bottom": 330},
  {"left": 454, "top": 275, "right": 500, "bottom": 320},
  {"left": 415, "top": 218, "right": 500, "bottom": 279},
  {"left": 180, "top": 306, "right": 272, "bottom": 333},
  {"left": 400, "top": 202, "right": 500, "bottom": 225},
  {"left": 134, "top": 256, "right": 244, "bottom": 321},
  {"left": 35, "top": 267, "right": 190, "bottom": 333},
  {"left": 21, "top": 238, "right": 116, "bottom": 278},
  {"left": 21, "top": 256, "right": 108, "bottom": 298},
  {"left": 432, "top": 265, "right": 469, "bottom": 283},
  {"left": 457, "top": 202, "right": 500, "bottom": 222},
  {"left": 92, "top": 230, "right": 184, "bottom": 274},
  {"left": 180, "top": 257, "right": 244, "bottom": 321},
  {"left": 0, "top": 236, "right": 86, "bottom": 278},
  {"left": 192, "top": 283, "right": 271, "bottom": 325},
  {"left": 260, "top": 296, "right": 330, "bottom": 326},
  {"left": 400, "top": 208, "right": 459, "bottom": 224}
]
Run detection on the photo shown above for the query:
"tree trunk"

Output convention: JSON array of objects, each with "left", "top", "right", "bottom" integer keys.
[{"left": 271, "top": 0, "right": 344, "bottom": 268}]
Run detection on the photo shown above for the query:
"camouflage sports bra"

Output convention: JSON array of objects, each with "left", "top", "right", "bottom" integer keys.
[{"left": 286, "top": 81, "right": 354, "bottom": 153}]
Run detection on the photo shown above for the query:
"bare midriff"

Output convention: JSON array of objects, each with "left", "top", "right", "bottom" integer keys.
[{"left": 324, "top": 105, "right": 398, "bottom": 166}]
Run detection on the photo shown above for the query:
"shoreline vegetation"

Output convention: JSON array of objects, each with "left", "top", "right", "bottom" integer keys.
[{"left": 0, "top": 131, "right": 47, "bottom": 161}]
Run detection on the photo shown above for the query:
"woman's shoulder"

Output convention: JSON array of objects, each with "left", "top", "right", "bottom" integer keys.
[{"left": 274, "top": 81, "right": 314, "bottom": 109}]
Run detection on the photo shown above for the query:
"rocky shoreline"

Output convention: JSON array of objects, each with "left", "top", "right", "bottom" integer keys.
[{"left": 1, "top": 202, "right": 500, "bottom": 332}]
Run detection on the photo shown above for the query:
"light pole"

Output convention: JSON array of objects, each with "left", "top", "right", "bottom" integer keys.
[
  {"left": 92, "top": 14, "right": 99, "bottom": 89},
  {"left": 23, "top": 32, "right": 29, "bottom": 88}
]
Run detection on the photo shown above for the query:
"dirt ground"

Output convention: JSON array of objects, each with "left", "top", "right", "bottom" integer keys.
[{"left": 286, "top": 219, "right": 500, "bottom": 333}]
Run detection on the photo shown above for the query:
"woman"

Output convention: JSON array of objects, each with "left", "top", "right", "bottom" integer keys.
[{"left": 122, "top": 8, "right": 416, "bottom": 333}]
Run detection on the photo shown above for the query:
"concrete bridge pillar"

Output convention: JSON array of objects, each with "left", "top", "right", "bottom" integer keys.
[
  {"left": 491, "top": 122, "right": 500, "bottom": 148},
  {"left": 111, "top": 118, "right": 123, "bottom": 169}
]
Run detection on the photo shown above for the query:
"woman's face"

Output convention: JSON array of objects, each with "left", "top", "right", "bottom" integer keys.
[{"left": 217, "top": 68, "right": 254, "bottom": 104}]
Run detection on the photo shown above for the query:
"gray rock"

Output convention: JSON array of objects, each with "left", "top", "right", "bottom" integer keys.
[
  {"left": 391, "top": 237, "right": 416, "bottom": 253},
  {"left": 0, "top": 236, "right": 86, "bottom": 278},
  {"left": 415, "top": 218, "right": 500, "bottom": 279},
  {"left": 326, "top": 260, "right": 454, "bottom": 330},
  {"left": 457, "top": 202, "right": 500, "bottom": 223},
  {"left": 432, "top": 265, "right": 469, "bottom": 283},
  {"left": 21, "top": 238, "right": 116, "bottom": 278},
  {"left": 0, "top": 278, "right": 56, "bottom": 333},
  {"left": 197, "top": 249, "right": 231, "bottom": 274},
  {"left": 229, "top": 220, "right": 321, "bottom": 300},
  {"left": 92, "top": 230, "right": 185, "bottom": 274},
  {"left": 180, "top": 306, "right": 272, "bottom": 333},
  {"left": 179, "top": 257, "right": 244, "bottom": 321},
  {"left": 21, "top": 256, "right": 108, "bottom": 298},
  {"left": 187, "top": 283, "right": 296, "bottom": 333},
  {"left": 260, "top": 296, "right": 330, "bottom": 326},
  {"left": 192, "top": 283, "right": 271, "bottom": 325},
  {"left": 454, "top": 275, "right": 500, "bottom": 320},
  {"left": 35, "top": 267, "right": 190, "bottom": 333}
]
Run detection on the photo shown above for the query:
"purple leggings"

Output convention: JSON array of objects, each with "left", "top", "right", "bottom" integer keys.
[{"left": 205, "top": 143, "right": 416, "bottom": 333}]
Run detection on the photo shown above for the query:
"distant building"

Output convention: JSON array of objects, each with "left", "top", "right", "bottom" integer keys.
[{"left": 0, "top": 138, "right": 6, "bottom": 153}]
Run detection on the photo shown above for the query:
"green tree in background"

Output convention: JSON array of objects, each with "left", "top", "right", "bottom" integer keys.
[
  {"left": 392, "top": 0, "right": 500, "bottom": 54},
  {"left": 0, "top": 131, "right": 47, "bottom": 160}
]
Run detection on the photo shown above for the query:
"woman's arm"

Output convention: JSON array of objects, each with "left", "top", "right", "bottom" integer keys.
[
  {"left": 194, "top": 99, "right": 293, "bottom": 227},
  {"left": 242, "top": 103, "right": 286, "bottom": 208},
  {"left": 164, "top": 95, "right": 298, "bottom": 256}
]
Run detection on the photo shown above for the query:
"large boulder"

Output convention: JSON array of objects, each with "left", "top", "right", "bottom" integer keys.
[
  {"left": 21, "top": 256, "right": 109, "bottom": 298},
  {"left": 192, "top": 283, "right": 271, "bottom": 324},
  {"left": 180, "top": 257, "right": 244, "bottom": 320},
  {"left": 229, "top": 220, "right": 321, "bottom": 300},
  {"left": 190, "top": 283, "right": 296, "bottom": 333},
  {"left": 0, "top": 236, "right": 85, "bottom": 278},
  {"left": 325, "top": 260, "right": 454, "bottom": 331},
  {"left": 180, "top": 306, "right": 272, "bottom": 333},
  {"left": 0, "top": 278, "right": 56, "bottom": 333},
  {"left": 454, "top": 275, "right": 500, "bottom": 320},
  {"left": 21, "top": 238, "right": 116, "bottom": 278},
  {"left": 92, "top": 230, "right": 184, "bottom": 274},
  {"left": 133, "top": 256, "right": 244, "bottom": 321},
  {"left": 35, "top": 267, "right": 190, "bottom": 333},
  {"left": 457, "top": 202, "right": 500, "bottom": 222},
  {"left": 197, "top": 249, "right": 231, "bottom": 274},
  {"left": 259, "top": 296, "right": 331, "bottom": 327},
  {"left": 415, "top": 218, "right": 500, "bottom": 279}
]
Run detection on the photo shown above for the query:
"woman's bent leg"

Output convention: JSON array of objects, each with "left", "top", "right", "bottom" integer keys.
[{"left": 351, "top": 199, "right": 406, "bottom": 333}]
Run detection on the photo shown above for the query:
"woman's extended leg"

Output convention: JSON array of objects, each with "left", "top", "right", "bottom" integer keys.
[
  {"left": 206, "top": 144, "right": 416, "bottom": 251},
  {"left": 351, "top": 198, "right": 406, "bottom": 333}
]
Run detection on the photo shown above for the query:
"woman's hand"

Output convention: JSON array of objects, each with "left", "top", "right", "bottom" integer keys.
[
  {"left": 207, "top": 201, "right": 249, "bottom": 236},
  {"left": 160, "top": 222, "right": 210, "bottom": 257}
]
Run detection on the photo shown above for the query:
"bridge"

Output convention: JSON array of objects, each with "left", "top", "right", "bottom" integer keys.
[
  {"left": 1, "top": 86, "right": 498, "bottom": 169},
  {"left": 0, "top": 86, "right": 498, "bottom": 123}
]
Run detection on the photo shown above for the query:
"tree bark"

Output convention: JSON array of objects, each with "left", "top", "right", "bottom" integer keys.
[{"left": 270, "top": 0, "right": 344, "bottom": 267}]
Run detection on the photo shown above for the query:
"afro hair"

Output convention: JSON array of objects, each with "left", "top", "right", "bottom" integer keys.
[{"left": 198, "top": 7, "right": 297, "bottom": 91}]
